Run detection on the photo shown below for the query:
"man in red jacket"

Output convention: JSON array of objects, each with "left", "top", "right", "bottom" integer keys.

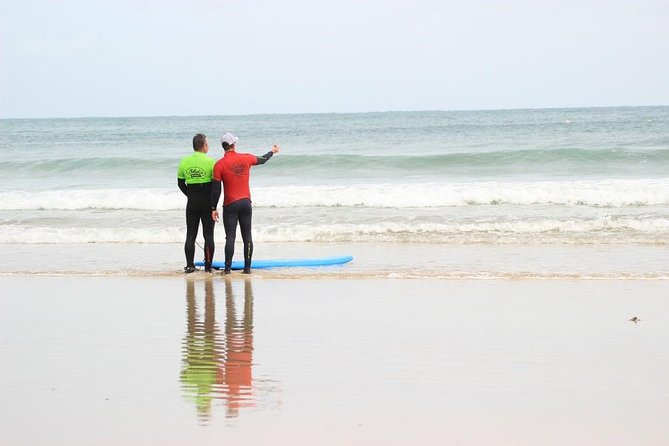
[{"left": 211, "top": 132, "right": 280, "bottom": 274}]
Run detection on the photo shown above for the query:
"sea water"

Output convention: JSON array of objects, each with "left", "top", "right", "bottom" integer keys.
[{"left": 1, "top": 107, "right": 668, "bottom": 277}]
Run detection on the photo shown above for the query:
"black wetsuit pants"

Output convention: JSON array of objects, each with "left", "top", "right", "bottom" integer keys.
[
  {"left": 185, "top": 184, "right": 214, "bottom": 268},
  {"left": 223, "top": 198, "right": 253, "bottom": 269}
]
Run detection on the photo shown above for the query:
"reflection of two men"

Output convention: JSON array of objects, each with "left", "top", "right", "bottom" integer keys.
[{"left": 180, "top": 278, "right": 255, "bottom": 421}]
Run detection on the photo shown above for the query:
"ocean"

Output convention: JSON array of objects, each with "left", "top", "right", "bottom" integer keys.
[{"left": 1, "top": 106, "right": 668, "bottom": 278}]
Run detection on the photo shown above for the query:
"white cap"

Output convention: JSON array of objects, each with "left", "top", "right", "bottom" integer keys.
[{"left": 220, "top": 132, "right": 238, "bottom": 146}]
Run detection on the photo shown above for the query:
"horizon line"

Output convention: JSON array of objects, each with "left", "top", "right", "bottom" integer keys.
[{"left": 1, "top": 104, "right": 668, "bottom": 121}]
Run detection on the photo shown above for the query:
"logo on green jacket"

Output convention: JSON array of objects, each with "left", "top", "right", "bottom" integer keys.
[{"left": 187, "top": 167, "right": 206, "bottom": 179}]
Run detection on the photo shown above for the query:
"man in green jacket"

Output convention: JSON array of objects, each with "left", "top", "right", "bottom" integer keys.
[{"left": 177, "top": 134, "right": 216, "bottom": 273}]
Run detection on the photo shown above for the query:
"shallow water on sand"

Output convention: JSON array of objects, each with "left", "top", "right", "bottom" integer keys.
[
  {"left": 1, "top": 276, "right": 669, "bottom": 445},
  {"left": 4, "top": 242, "right": 669, "bottom": 279}
]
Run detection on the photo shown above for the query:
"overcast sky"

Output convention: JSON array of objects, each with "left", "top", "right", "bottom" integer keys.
[{"left": 1, "top": 0, "right": 668, "bottom": 118}]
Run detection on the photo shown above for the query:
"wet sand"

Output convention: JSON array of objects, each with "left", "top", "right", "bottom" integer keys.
[
  {"left": 3, "top": 242, "right": 669, "bottom": 279},
  {"left": 1, "top": 276, "right": 668, "bottom": 445}
]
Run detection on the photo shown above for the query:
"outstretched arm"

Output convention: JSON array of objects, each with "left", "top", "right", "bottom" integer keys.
[{"left": 255, "top": 144, "right": 280, "bottom": 165}]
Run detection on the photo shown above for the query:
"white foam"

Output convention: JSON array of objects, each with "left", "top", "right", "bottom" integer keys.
[
  {"left": 249, "top": 218, "right": 669, "bottom": 243},
  {"left": 3, "top": 217, "right": 668, "bottom": 244},
  {"left": 0, "top": 189, "right": 183, "bottom": 211},
  {"left": 0, "top": 225, "right": 183, "bottom": 244},
  {"left": 255, "top": 179, "right": 669, "bottom": 208},
  {"left": 2, "top": 179, "right": 668, "bottom": 211}
]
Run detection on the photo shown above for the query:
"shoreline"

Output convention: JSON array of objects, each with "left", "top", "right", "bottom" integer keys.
[
  {"left": 2, "top": 270, "right": 669, "bottom": 280},
  {"left": 5, "top": 241, "right": 669, "bottom": 280}
]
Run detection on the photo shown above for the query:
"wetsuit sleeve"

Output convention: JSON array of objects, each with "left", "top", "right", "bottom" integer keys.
[
  {"left": 255, "top": 151, "right": 274, "bottom": 165},
  {"left": 211, "top": 180, "right": 222, "bottom": 210},
  {"left": 212, "top": 160, "right": 223, "bottom": 182},
  {"left": 178, "top": 178, "right": 188, "bottom": 196}
]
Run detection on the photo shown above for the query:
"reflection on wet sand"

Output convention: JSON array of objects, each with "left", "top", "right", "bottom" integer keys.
[{"left": 180, "top": 278, "right": 256, "bottom": 422}]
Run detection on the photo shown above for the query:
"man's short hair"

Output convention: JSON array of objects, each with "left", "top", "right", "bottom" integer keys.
[{"left": 192, "top": 133, "right": 207, "bottom": 151}]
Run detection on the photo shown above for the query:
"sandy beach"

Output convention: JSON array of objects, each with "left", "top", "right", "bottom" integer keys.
[
  {"left": 2, "top": 275, "right": 668, "bottom": 446},
  {"left": 3, "top": 241, "right": 669, "bottom": 279}
]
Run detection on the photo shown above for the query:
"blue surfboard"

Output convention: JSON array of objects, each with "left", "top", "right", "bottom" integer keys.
[{"left": 195, "top": 255, "right": 353, "bottom": 270}]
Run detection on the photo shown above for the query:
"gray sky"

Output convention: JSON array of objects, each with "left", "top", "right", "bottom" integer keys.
[{"left": 1, "top": 0, "right": 668, "bottom": 118}]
